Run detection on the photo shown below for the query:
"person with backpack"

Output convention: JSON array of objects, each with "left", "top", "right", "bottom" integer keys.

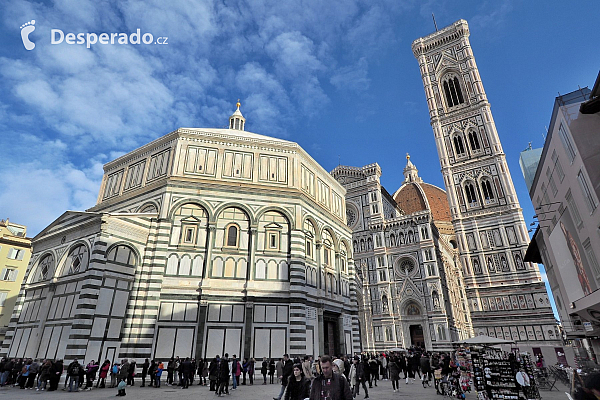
[
  {"left": 37, "top": 360, "right": 52, "bottom": 391},
  {"left": 18, "top": 358, "right": 31, "bottom": 389},
  {"left": 110, "top": 363, "right": 119, "bottom": 388},
  {"left": 67, "top": 359, "right": 82, "bottom": 392},
  {"left": 26, "top": 359, "right": 39, "bottom": 389}
]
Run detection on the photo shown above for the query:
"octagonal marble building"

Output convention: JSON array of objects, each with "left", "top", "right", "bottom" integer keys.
[{"left": 1, "top": 105, "right": 361, "bottom": 363}]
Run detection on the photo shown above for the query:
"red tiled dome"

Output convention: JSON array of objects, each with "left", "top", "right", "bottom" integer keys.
[{"left": 393, "top": 182, "right": 452, "bottom": 222}]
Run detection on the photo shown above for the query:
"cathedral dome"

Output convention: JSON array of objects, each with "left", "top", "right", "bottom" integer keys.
[{"left": 392, "top": 155, "right": 452, "bottom": 222}]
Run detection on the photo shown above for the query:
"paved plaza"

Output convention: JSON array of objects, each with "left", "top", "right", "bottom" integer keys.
[{"left": 0, "top": 376, "right": 573, "bottom": 400}]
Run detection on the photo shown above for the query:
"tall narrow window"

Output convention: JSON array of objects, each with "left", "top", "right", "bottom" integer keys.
[
  {"left": 481, "top": 180, "right": 494, "bottom": 200},
  {"left": 443, "top": 81, "right": 452, "bottom": 107},
  {"left": 578, "top": 170, "right": 598, "bottom": 213},
  {"left": 448, "top": 78, "right": 459, "bottom": 105},
  {"left": 552, "top": 151, "right": 565, "bottom": 182},
  {"left": 465, "top": 183, "right": 477, "bottom": 204},
  {"left": 559, "top": 123, "right": 577, "bottom": 162},
  {"left": 443, "top": 77, "right": 465, "bottom": 107},
  {"left": 226, "top": 225, "right": 238, "bottom": 247},
  {"left": 454, "top": 136, "right": 465, "bottom": 155},
  {"left": 454, "top": 77, "right": 464, "bottom": 103},
  {"left": 468, "top": 131, "right": 480, "bottom": 150},
  {"left": 566, "top": 190, "right": 582, "bottom": 227}
]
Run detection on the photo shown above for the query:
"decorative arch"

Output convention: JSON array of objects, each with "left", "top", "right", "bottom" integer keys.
[
  {"left": 137, "top": 202, "right": 159, "bottom": 213},
  {"left": 463, "top": 179, "right": 478, "bottom": 205},
  {"left": 106, "top": 243, "right": 139, "bottom": 266},
  {"left": 478, "top": 174, "right": 496, "bottom": 202},
  {"left": 28, "top": 251, "right": 56, "bottom": 283},
  {"left": 255, "top": 205, "right": 294, "bottom": 227},
  {"left": 404, "top": 301, "right": 422, "bottom": 316},
  {"left": 168, "top": 198, "right": 213, "bottom": 221},
  {"left": 304, "top": 218, "right": 317, "bottom": 260},
  {"left": 394, "top": 256, "right": 418, "bottom": 278},
  {"left": 60, "top": 241, "right": 90, "bottom": 276},
  {"left": 467, "top": 128, "right": 481, "bottom": 151},
  {"left": 258, "top": 209, "right": 291, "bottom": 255},
  {"left": 320, "top": 226, "right": 340, "bottom": 252},
  {"left": 212, "top": 202, "right": 255, "bottom": 225},
  {"left": 216, "top": 206, "right": 250, "bottom": 250}
]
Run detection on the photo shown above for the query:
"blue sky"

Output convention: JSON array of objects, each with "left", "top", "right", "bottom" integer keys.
[{"left": 1, "top": 0, "right": 599, "bottom": 313}]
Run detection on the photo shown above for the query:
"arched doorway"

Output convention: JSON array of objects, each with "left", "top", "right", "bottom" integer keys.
[{"left": 409, "top": 325, "right": 424, "bottom": 348}]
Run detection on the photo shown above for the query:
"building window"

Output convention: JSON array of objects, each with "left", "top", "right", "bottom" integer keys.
[
  {"left": 106, "top": 245, "right": 137, "bottom": 267},
  {"left": 379, "top": 270, "right": 387, "bottom": 282},
  {"left": 481, "top": 179, "right": 495, "bottom": 201},
  {"left": 583, "top": 239, "right": 600, "bottom": 276},
  {"left": 324, "top": 247, "right": 330, "bottom": 266},
  {"left": 552, "top": 151, "right": 565, "bottom": 182},
  {"left": 559, "top": 123, "right": 577, "bottom": 163},
  {"left": 267, "top": 231, "right": 279, "bottom": 250},
  {"left": 566, "top": 190, "right": 583, "bottom": 227},
  {"left": 226, "top": 225, "right": 239, "bottom": 247},
  {"left": 35, "top": 254, "right": 55, "bottom": 282},
  {"left": 468, "top": 131, "right": 481, "bottom": 150},
  {"left": 1, "top": 268, "right": 17, "bottom": 282},
  {"left": 182, "top": 225, "right": 197, "bottom": 244},
  {"left": 0, "top": 292, "right": 7, "bottom": 307},
  {"left": 443, "top": 76, "right": 465, "bottom": 107},
  {"left": 578, "top": 170, "right": 598, "bottom": 213},
  {"left": 465, "top": 183, "right": 477, "bottom": 204},
  {"left": 547, "top": 167, "right": 558, "bottom": 197},
  {"left": 7, "top": 248, "right": 25, "bottom": 260},
  {"left": 65, "top": 244, "right": 89, "bottom": 275},
  {"left": 454, "top": 136, "right": 466, "bottom": 156}
]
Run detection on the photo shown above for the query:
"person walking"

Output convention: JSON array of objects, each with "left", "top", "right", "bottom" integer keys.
[
  {"left": 248, "top": 358, "right": 255, "bottom": 385},
  {"left": 148, "top": 360, "right": 157, "bottom": 388},
  {"left": 388, "top": 356, "right": 400, "bottom": 392},
  {"left": 420, "top": 353, "right": 432, "bottom": 387},
  {"left": 309, "top": 356, "right": 353, "bottom": 400},
  {"left": 262, "top": 358, "right": 268, "bottom": 384},
  {"left": 352, "top": 356, "right": 369, "bottom": 399},
  {"left": 49, "top": 359, "right": 62, "bottom": 391},
  {"left": 274, "top": 354, "right": 293, "bottom": 400},
  {"left": 302, "top": 356, "right": 313, "bottom": 381},
  {"left": 284, "top": 363, "right": 311, "bottom": 400}
]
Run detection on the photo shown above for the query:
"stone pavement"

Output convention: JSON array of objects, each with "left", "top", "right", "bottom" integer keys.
[{"left": 0, "top": 376, "right": 573, "bottom": 400}]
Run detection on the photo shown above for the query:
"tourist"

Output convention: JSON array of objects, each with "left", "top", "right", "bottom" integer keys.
[
  {"left": 127, "top": 359, "right": 136, "bottom": 386},
  {"left": 352, "top": 356, "right": 369, "bottom": 399},
  {"left": 155, "top": 360, "right": 164, "bottom": 388},
  {"left": 37, "top": 359, "right": 52, "bottom": 391},
  {"left": 148, "top": 360, "right": 157, "bottom": 388},
  {"left": 110, "top": 362, "right": 119, "bottom": 388},
  {"left": 85, "top": 359, "right": 99, "bottom": 390},
  {"left": 284, "top": 363, "right": 311, "bottom": 400},
  {"left": 97, "top": 360, "right": 110, "bottom": 388},
  {"left": 274, "top": 354, "right": 293, "bottom": 400},
  {"left": 217, "top": 353, "right": 230, "bottom": 396},
  {"left": 66, "top": 358, "right": 81, "bottom": 392},
  {"left": 231, "top": 354, "right": 241, "bottom": 390},
  {"left": 310, "top": 355, "right": 353, "bottom": 400},
  {"left": 209, "top": 356, "right": 219, "bottom": 391},
  {"left": 269, "top": 358, "right": 276, "bottom": 384},
  {"left": 389, "top": 356, "right": 400, "bottom": 392},
  {"left": 420, "top": 353, "right": 432, "bottom": 387},
  {"left": 302, "top": 356, "right": 312, "bottom": 381},
  {"left": 181, "top": 357, "right": 192, "bottom": 389},
  {"left": 26, "top": 358, "right": 39, "bottom": 389},
  {"left": 140, "top": 358, "right": 149, "bottom": 387}
]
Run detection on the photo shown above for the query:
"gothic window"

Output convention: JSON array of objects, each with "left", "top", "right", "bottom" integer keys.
[
  {"left": 464, "top": 182, "right": 477, "bottom": 204},
  {"left": 389, "top": 233, "right": 396, "bottom": 247},
  {"left": 375, "top": 234, "right": 382, "bottom": 247},
  {"left": 226, "top": 225, "right": 239, "bottom": 247},
  {"left": 468, "top": 131, "right": 481, "bottom": 150},
  {"left": 481, "top": 179, "right": 495, "bottom": 201},
  {"left": 453, "top": 136, "right": 466, "bottom": 156},
  {"left": 382, "top": 295, "right": 389, "bottom": 314},
  {"left": 443, "top": 76, "right": 465, "bottom": 108},
  {"left": 514, "top": 253, "right": 525, "bottom": 270},
  {"left": 64, "top": 244, "right": 89, "bottom": 275},
  {"left": 399, "top": 259, "right": 415, "bottom": 275},
  {"left": 407, "top": 231, "right": 414, "bottom": 243},
  {"left": 305, "top": 220, "right": 315, "bottom": 258},
  {"left": 421, "top": 227, "right": 429, "bottom": 240},
  {"left": 398, "top": 233, "right": 405, "bottom": 244}
]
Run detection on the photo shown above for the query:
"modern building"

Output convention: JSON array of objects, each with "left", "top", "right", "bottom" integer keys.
[
  {"left": 0, "top": 104, "right": 362, "bottom": 363},
  {"left": 412, "top": 20, "right": 562, "bottom": 360},
  {"left": 522, "top": 73, "right": 600, "bottom": 363},
  {"left": 0, "top": 219, "right": 32, "bottom": 343},
  {"left": 332, "top": 156, "right": 473, "bottom": 352}
]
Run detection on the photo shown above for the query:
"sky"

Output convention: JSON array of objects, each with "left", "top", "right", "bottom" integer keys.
[{"left": 0, "top": 0, "right": 599, "bottom": 313}]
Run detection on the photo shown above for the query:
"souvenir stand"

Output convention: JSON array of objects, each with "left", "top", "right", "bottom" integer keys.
[
  {"left": 454, "top": 347, "right": 473, "bottom": 393},
  {"left": 456, "top": 336, "right": 540, "bottom": 400}
]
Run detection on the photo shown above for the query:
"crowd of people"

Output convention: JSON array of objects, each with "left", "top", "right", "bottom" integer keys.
[{"left": 0, "top": 347, "right": 458, "bottom": 399}]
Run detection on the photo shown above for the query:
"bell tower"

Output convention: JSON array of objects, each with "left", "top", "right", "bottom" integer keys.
[{"left": 412, "top": 20, "right": 558, "bottom": 343}]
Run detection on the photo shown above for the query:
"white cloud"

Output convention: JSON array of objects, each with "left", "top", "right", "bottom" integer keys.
[{"left": 330, "top": 57, "right": 370, "bottom": 92}]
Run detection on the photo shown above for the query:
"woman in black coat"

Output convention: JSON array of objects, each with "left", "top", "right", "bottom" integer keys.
[
  {"left": 268, "top": 359, "right": 276, "bottom": 384},
  {"left": 261, "top": 358, "right": 268, "bottom": 384},
  {"left": 388, "top": 356, "right": 401, "bottom": 392},
  {"left": 284, "top": 364, "right": 311, "bottom": 400}
]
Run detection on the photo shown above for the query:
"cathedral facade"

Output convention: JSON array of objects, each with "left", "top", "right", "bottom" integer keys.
[
  {"left": 0, "top": 105, "right": 362, "bottom": 363},
  {"left": 411, "top": 20, "right": 560, "bottom": 348},
  {"left": 332, "top": 158, "right": 473, "bottom": 352}
]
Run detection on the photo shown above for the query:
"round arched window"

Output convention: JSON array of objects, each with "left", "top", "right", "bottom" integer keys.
[
  {"left": 35, "top": 254, "right": 54, "bottom": 282},
  {"left": 400, "top": 259, "right": 415, "bottom": 274},
  {"left": 65, "top": 244, "right": 89, "bottom": 275}
]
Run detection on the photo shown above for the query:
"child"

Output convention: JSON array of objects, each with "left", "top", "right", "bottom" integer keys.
[
  {"left": 155, "top": 361, "right": 164, "bottom": 388},
  {"left": 116, "top": 379, "right": 127, "bottom": 396}
]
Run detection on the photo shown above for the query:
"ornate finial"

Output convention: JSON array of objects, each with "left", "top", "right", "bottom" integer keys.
[
  {"left": 406, "top": 153, "right": 410, "bottom": 161},
  {"left": 236, "top": 99, "right": 241, "bottom": 109}
]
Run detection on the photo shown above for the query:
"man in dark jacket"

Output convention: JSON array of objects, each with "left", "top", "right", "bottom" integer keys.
[
  {"left": 181, "top": 358, "right": 192, "bottom": 389},
  {"left": 310, "top": 356, "right": 353, "bottom": 400},
  {"left": 217, "top": 353, "right": 230, "bottom": 396},
  {"left": 67, "top": 359, "right": 81, "bottom": 392},
  {"left": 420, "top": 353, "right": 431, "bottom": 386},
  {"left": 274, "top": 354, "right": 293, "bottom": 400},
  {"left": 352, "top": 356, "right": 369, "bottom": 399},
  {"left": 141, "top": 359, "right": 149, "bottom": 387},
  {"left": 209, "top": 356, "right": 220, "bottom": 391}
]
